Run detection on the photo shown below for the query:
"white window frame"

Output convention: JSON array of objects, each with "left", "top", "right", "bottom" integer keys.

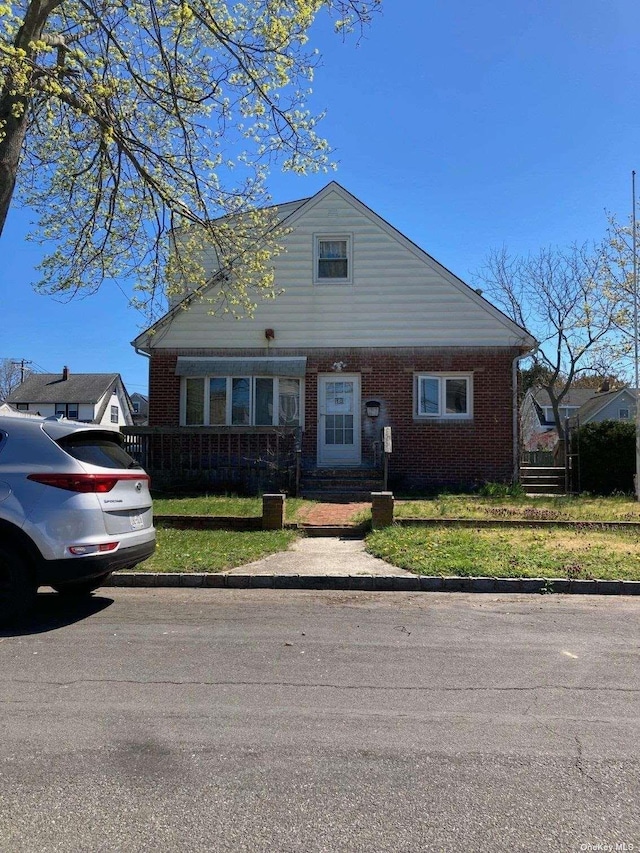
[
  {"left": 181, "top": 376, "right": 304, "bottom": 428},
  {"left": 314, "top": 234, "right": 352, "bottom": 284},
  {"left": 414, "top": 373, "right": 473, "bottom": 420}
]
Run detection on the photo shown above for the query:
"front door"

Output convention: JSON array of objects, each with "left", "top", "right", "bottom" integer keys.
[{"left": 317, "top": 374, "right": 361, "bottom": 466}]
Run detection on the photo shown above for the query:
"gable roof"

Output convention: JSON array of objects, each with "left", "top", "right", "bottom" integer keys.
[
  {"left": 528, "top": 386, "right": 637, "bottom": 425},
  {"left": 7, "top": 373, "right": 120, "bottom": 404},
  {"left": 132, "top": 181, "right": 537, "bottom": 352},
  {"left": 575, "top": 387, "right": 636, "bottom": 423},
  {"left": 530, "top": 388, "right": 597, "bottom": 410}
]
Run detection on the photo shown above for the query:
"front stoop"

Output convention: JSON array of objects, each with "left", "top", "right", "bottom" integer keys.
[
  {"left": 300, "top": 523, "right": 368, "bottom": 538},
  {"left": 299, "top": 467, "right": 385, "bottom": 501},
  {"left": 520, "top": 466, "right": 566, "bottom": 496}
]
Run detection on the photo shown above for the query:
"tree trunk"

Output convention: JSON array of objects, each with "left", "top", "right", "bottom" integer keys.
[
  {"left": 0, "top": 94, "right": 30, "bottom": 236},
  {"left": 0, "top": 0, "right": 57, "bottom": 235}
]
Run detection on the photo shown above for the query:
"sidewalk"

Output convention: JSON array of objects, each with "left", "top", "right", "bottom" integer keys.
[{"left": 226, "top": 537, "right": 411, "bottom": 577}]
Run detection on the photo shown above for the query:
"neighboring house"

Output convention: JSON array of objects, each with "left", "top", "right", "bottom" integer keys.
[
  {"left": 7, "top": 367, "right": 135, "bottom": 426},
  {"left": 522, "top": 386, "right": 637, "bottom": 452},
  {"left": 130, "top": 392, "right": 149, "bottom": 426},
  {"left": 0, "top": 403, "right": 39, "bottom": 418},
  {"left": 132, "top": 182, "right": 536, "bottom": 492}
]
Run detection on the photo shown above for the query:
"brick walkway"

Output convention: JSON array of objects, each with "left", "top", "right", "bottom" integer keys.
[{"left": 298, "top": 501, "right": 369, "bottom": 526}]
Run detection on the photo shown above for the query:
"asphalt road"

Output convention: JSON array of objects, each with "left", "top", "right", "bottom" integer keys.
[{"left": 1, "top": 588, "right": 639, "bottom": 853}]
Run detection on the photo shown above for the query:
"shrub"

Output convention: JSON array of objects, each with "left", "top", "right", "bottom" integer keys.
[
  {"left": 573, "top": 420, "right": 635, "bottom": 495},
  {"left": 478, "top": 481, "right": 525, "bottom": 498}
]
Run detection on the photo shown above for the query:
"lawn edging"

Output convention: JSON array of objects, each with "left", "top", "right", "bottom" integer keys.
[{"left": 105, "top": 572, "right": 640, "bottom": 594}]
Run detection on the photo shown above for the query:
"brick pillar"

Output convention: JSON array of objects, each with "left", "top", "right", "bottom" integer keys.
[
  {"left": 371, "top": 492, "right": 394, "bottom": 529},
  {"left": 262, "top": 494, "right": 285, "bottom": 530}
]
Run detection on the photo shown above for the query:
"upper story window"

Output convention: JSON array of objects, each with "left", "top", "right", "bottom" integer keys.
[
  {"left": 415, "top": 374, "right": 472, "bottom": 419},
  {"left": 619, "top": 408, "right": 630, "bottom": 419},
  {"left": 315, "top": 235, "right": 352, "bottom": 283},
  {"left": 110, "top": 405, "right": 119, "bottom": 423},
  {"left": 183, "top": 376, "right": 303, "bottom": 428}
]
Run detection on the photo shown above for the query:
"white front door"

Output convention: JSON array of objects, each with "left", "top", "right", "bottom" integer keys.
[{"left": 317, "top": 374, "right": 361, "bottom": 466}]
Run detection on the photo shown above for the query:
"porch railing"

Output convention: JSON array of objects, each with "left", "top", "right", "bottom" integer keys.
[{"left": 121, "top": 426, "right": 302, "bottom": 494}]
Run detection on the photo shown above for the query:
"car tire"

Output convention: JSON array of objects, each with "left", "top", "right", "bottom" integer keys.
[
  {"left": 0, "top": 544, "right": 37, "bottom": 623},
  {"left": 51, "top": 572, "right": 112, "bottom": 597}
]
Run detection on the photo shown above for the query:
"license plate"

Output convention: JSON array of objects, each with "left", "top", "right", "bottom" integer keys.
[{"left": 130, "top": 513, "right": 145, "bottom": 530}]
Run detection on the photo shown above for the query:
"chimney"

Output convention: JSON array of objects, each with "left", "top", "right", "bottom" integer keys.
[{"left": 62, "top": 366, "right": 69, "bottom": 381}]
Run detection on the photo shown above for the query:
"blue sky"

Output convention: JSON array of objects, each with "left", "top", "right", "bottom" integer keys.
[{"left": 2, "top": 0, "right": 639, "bottom": 395}]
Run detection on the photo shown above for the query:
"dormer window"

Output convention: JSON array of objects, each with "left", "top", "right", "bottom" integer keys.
[{"left": 315, "top": 235, "right": 351, "bottom": 283}]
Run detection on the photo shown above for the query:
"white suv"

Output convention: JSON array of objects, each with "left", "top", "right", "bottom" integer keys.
[{"left": 0, "top": 414, "right": 155, "bottom": 620}]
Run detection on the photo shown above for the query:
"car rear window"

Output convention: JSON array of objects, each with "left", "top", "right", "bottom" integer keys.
[{"left": 57, "top": 433, "right": 141, "bottom": 470}]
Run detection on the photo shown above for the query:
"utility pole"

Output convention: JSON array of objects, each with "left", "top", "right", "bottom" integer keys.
[
  {"left": 633, "top": 171, "right": 639, "bottom": 501},
  {"left": 11, "top": 358, "right": 32, "bottom": 383}
]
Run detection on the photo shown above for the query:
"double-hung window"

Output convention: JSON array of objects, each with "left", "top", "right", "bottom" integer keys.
[
  {"left": 184, "top": 376, "right": 302, "bottom": 427},
  {"left": 315, "top": 235, "right": 351, "bottom": 283},
  {"left": 55, "top": 403, "right": 79, "bottom": 420},
  {"left": 415, "top": 374, "right": 472, "bottom": 419}
]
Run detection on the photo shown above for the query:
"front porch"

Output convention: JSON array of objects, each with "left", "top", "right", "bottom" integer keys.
[
  {"left": 122, "top": 425, "right": 302, "bottom": 494},
  {"left": 121, "top": 426, "right": 389, "bottom": 497}
]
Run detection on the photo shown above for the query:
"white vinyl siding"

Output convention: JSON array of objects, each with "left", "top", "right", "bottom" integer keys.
[
  {"left": 182, "top": 376, "right": 302, "bottom": 427},
  {"left": 415, "top": 374, "right": 472, "bottom": 419},
  {"left": 140, "top": 187, "right": 533, "bottom": 352}
]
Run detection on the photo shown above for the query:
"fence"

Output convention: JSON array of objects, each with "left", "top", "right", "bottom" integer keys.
[
  {"left": 521, "top": 450, "right": 555, "bottom": 467},
  {"left": 121, "top": 426, "right": 302, "bottom": 494}
]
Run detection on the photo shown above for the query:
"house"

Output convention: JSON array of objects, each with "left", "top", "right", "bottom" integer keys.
[
  {"left": 7, "top": 367, "right": 135, "bottom": 426},
  {"left": 131, "top": 182, "right": 536, "bottom": 493},
  {"left": 522, "top": 386, "right": 637, "bottom": 452},
  {"left": 130, "top": 392, "right": 149, "bottom": 426}
]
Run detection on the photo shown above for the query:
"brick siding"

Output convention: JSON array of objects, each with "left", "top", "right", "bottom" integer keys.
[{"left": 148, "top": 346, "right": 520, "bottom": 490}]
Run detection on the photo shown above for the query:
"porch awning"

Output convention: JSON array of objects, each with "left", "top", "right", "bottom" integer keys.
[{"left": 175, "top": 356, "right": 307, "bottom": 378}]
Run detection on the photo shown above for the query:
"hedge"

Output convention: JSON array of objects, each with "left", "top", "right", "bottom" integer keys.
[{"left": 573, "top": 420, "right": 635, "bottom": 495}]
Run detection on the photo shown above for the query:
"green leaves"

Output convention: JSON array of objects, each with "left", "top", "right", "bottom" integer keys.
[{"left": 0, "top": 0, "right": 380, "bottom": 318}]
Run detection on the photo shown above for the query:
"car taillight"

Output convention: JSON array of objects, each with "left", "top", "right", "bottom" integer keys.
[
  {"left": 69, "top": 542, "right": 119, "bottom": 555},
  {"left": 27, "top": 473, "right": 149, "bottom": 493}
]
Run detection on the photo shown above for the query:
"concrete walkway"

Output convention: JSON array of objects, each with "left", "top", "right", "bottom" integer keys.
[{"left": 226, "top": 536, "right": 413, "bottom": 577}]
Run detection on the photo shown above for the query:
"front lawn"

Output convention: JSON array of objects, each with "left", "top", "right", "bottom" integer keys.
[
  {"left": 138, "top": 528, "right": 298, "bottom": 572},
  {"left": 366, "top": 525, "right": 640, "bottom": 580},
  {"left": 394, "top": 494, "right": 640, "bottom": 522},
  {"left": 152, "top": 494, "right": 314, "bottom": 521}
]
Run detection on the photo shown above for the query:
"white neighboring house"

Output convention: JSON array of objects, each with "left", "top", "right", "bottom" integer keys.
[
  {"left": 522, "top": 386, "right": 638, "bottom": 451},
  {"left": 6, "top": 366, "right": 135, "bottom": 426}
]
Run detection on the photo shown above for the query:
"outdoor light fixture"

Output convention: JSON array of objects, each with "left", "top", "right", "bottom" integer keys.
[
  {"left": 265, "top": 328, "right": 275, "bottom": 340},
  {"left": 365, "top": 400, "right": 381, "bottom": 417}
]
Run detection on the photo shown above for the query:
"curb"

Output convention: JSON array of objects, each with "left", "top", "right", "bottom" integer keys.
[{"left": 105, "top": 573, "right": 640, "bottom": 595}]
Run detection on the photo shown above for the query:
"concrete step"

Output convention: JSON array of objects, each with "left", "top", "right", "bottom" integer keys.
[{"left": 300, "top": 524, "right": 367, "bottom": 538}]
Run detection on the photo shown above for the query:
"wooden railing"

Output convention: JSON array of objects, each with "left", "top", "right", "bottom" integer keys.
[{"left": 121, "top": 426, "right": 302, "bottom": 494}]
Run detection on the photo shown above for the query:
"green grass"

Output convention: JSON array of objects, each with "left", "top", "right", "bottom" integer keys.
[
  {"left": 394, "top": 494, "right": 640, "bottom": 522},
  {"left": 366, "top": 525, "right": 640, "bottom": 580},
  {"left": 138, "top": 527, "right": 298, "bottom": 573},
  {"left": 152, "top": 494, "right": 314, "bottom": 522}
]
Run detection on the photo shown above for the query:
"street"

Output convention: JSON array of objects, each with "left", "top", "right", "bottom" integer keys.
[{"left": 1, "top": 588, "right": 639, "bottom": 852}]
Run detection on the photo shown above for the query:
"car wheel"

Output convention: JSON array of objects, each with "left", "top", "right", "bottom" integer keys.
[
  {"left": 51, "top": 572, "right": 112, "bottom": 597},
  {"left": 0, "top": 544, "right": 37, "bottom": 623}
]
